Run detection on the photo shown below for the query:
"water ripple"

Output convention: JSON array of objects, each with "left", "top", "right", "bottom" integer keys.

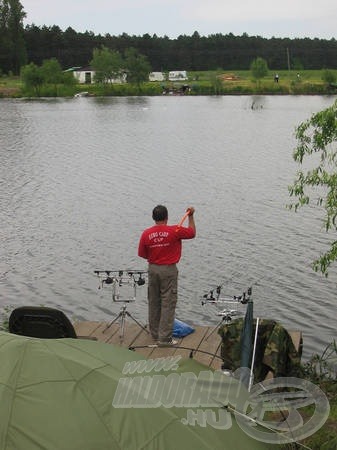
[{"left": 1, "top": 95, "right": 336, "bottom": 360}]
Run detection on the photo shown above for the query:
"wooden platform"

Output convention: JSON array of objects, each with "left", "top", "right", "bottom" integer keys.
[{"left": 74, "top": 320, "right": 302, "bottom": 371}]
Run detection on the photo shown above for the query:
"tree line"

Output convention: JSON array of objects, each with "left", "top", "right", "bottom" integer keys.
[
  {"left": 22, "top": 27, "right": 337, "bottom": 73},
  {"left": 1, "top": 0, "right": 337, "bottom": 75}
]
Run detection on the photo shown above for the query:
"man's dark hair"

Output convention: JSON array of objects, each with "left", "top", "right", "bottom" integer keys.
[{"left": 152, "top": 205, "right": 168, "bottom": 222}]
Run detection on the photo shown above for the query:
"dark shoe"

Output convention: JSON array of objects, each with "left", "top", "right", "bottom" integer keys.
[{"left": 158, "top": 339, "right": 178, "bottom": 347}]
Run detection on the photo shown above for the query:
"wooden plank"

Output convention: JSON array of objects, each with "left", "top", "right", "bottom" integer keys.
[
  {"left": 181, "top": 326, "right": 210, "bottom": 348},
  {"left": 73, "top": 322, "right": 302, "bottom": 373},
  {"left": 172, "top": 326, "right": 210, "bottom": 361},
  {"left": 180, "top": 325, "right": 219, "bottom": 368},
  {"left": 149, "top": 341, "right": 182, "bottom": 359},
  {"left": 105, "top": 322, "right": 146, "bottom": 348},
  {"left": 74, "top": 321, "right": 102, "bottom": 337},
  {"left": 143, "top": 327, "right": 209, "bottom": 362},
  {"left": 129, "top": 326, "right": 208, "bottom": 361},
  {"left": 127, "top": 329, "right": 158, "bottom": 359},
  {"left": 89, "top": 322, "right": 120, "bottom": 344},
  {"left": 288, "top": 330, "right": 303, "bottom": 354},
  {"left": 193, "top": 325, "right": 223, "bottom": 368},
  {"left": 73, "top": 322, "right": 222, "bottom": 370},
  {"left": 127, "top": 325, "right": 150, "bottom": 348},
  {"left": 202, "top": 326, "right": 223, "bottom": 361}
]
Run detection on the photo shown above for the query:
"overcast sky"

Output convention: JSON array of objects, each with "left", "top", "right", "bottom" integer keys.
[{"left": 23, "top": 0, "right": 336, "bottom": 40}]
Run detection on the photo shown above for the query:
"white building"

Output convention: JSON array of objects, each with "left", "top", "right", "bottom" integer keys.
[
  {"left": 72, "top": 67, "right": 127, "bottom": 84},
  {"left": 149, "top": 72, "right": 166, "bottom": 82},
  {"left": 168, "top": 71, "right": 188, "bottom": 81},
  {"left": 72, "top": 67, "right": 95, "bottom": 84}
]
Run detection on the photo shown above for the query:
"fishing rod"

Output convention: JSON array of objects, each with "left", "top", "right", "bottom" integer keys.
[
  {"left": 177, "top": 209, "right": 191, "bottom": 227},
  {"left": 200, "top": 245, "right": 289, "bottom": 299},
  {"left": 175, "top": 208, "right": 192, "bottom": 231},
  {"left": 129, "top": 344, "right": 224, "bottom": 363},
  {"left": 200, "top": 263, "right": 281, "bottom": 311},
  {"left": 222, "top": 403, "right": 312, "bottom": 450}
]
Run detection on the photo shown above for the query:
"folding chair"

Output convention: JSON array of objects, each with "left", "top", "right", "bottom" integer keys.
[{"left": 9, "top": 306, "right": 94, "bottom": 339}]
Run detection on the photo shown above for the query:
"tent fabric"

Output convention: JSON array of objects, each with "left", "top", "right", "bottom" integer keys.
[{"left": 0, "top": 332, "right": 275, "bottom": 450}]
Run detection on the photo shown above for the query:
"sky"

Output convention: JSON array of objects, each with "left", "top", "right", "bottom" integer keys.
[{"left": 23, "top": 0, "right": 337, "bottom": 40}]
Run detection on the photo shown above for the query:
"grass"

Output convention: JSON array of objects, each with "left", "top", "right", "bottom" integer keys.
[
  {"left": 186, "top": 69, "right": 335, "bottom": 95},
  {"left": 279, "top": 341, "right": 337, "bottom": 450},
  {"left": 298, "top": 342, "right": 337, "bottom": 449},
  {"left": 1, "top": 69, "right": 337, "bottom": 97},
  {"left": 0, "top": 75, "right": 22, "bottom": 97}
]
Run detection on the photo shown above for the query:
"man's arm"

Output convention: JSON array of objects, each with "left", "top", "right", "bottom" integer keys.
[
  {"left": 138, "top": 233, "right": 148, "bottom": 259},
  {"left": 187, "top": 207, "right": 196, "bottom": 235}
]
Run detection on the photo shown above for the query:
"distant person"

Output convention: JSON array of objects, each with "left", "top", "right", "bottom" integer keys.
[
  {"left": 138, "top": 205, "right": 196, "bottom": 346},
  {"left": 274, "top": 74, "right": 279, "bottom": 83}
]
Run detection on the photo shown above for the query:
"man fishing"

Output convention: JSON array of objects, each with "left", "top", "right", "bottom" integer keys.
[{"left": 138, "top": 205, "right": 196, "bottom": 346}]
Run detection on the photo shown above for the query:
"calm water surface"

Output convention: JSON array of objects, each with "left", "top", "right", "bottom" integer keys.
[{"left": 1, "top": 95, "right": 336, "bottom": 359}]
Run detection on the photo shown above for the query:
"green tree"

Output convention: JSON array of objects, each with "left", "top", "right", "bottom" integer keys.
[
  {"left": 91, "top": 46, "right": 124, "bottom": 84},
  {"left": 21, "top": 59, "right": 75, "bottom": 96},
  {"left": 210, "top": 69, "right": 223, "bottom": 95},
  {"left": 250, "top": 57, "right": 268, "bottom": 86},
  {"left": 0, "top": 0, "right": 26, "bottom": 74},
  {"left": 20, "top": 62, "right": 44, "bottom": 95},
  {"left": 124, "top": 47, "right": 151, "bottom": 89},
  {"left": 40, "top": 58, "right": 64, "bottom": 95},
  {"left": 288, "top": 100, "right": 337, "bottom": 275}
]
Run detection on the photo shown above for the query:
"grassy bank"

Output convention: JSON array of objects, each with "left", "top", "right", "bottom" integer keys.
[
  {"left": 282, "top": 341, "right": 337, "bottom": 450},
  {"left": 0, "top": 75, "right": 22, "bottom": 97},
  {"left": 1, "top": 69, "right": 337, "bottom": 97}
]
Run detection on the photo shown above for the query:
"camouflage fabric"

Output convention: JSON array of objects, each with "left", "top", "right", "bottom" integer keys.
[{"left": 218, "top": 318, "right": 302, "bottom": 382}]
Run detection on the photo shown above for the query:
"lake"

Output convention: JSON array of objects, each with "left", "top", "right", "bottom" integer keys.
[{"left": 1, "top": 94, "right": 336, "bottom": 359}]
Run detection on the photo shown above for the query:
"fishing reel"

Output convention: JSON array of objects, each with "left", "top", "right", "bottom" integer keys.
[
  {"left": 94, "top": 270, "right": 147, "bottom": 287},
  {"left": 201, "top": 286, "right": 252, "bottom": 305},
  {"left": 94, "top": 270, "right": 147, "bottom": 302}
]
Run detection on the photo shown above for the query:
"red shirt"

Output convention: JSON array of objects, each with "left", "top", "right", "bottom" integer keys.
[{"left": 138, "top": 224, "right": 195, "bottom": 265}]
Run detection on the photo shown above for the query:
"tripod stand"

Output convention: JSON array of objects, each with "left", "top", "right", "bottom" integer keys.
[
  {"left": 201, "top": 288, "right": 251, "bottom": 341},
  {"left": 104, "top": 301, "right": 148, "bottom": 342},
  {"left": 95, "top": 269, "right": 149, "bottom": 342},
  {"left": 205, "top": 309, "right": 237, "bottom": 341}
]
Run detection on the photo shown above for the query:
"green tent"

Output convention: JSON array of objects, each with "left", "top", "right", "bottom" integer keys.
[{"left": 0, "top": 332, "right": 275, "bottom": 450}]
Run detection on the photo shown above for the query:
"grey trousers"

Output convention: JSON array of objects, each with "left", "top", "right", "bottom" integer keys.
[{"left": 148, "top": 263, "right": 178, "bottom": 342}]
